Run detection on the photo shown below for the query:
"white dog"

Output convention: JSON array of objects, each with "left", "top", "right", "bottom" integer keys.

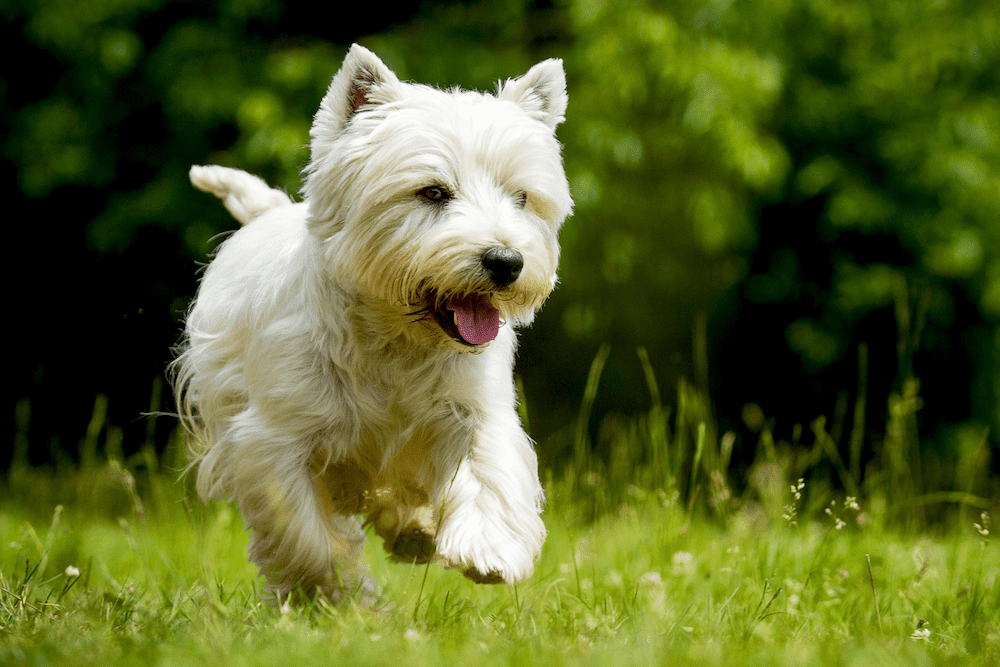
[{"left": 172, "top": 44, "right": 572, "bottom": 602}]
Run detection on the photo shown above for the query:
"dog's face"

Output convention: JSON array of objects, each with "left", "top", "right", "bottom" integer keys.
[{"left": 302, "top": 46, "right": 573, "bottom": 351}]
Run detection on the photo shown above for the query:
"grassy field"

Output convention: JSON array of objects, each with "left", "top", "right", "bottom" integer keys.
[
  {"left": 2, "top": 376, "right": 998, "bottom": 666},
  {"left": 1, "top": 453, "right": 996, "bottom": 665}
]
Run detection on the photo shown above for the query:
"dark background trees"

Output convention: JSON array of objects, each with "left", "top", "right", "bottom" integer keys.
[{"left": 6, "top": 0, "right": 998, "bottom": 492}]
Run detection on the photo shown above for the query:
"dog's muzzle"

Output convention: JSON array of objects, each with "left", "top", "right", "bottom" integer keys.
[{"left": 419, "top": 247, "right": 525, "bottom": 347}]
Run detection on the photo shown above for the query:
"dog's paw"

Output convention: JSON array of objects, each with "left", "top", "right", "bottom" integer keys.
[
  {"left": 437, "top": 540, "right": 537, "bottom": 585},
  {"left": 389, "top": 525, "right": 436, "bottom": 564},
  {"left": 435, "top": 504, "right": 544, "bottom": 585},
  {"left": 462, "top": 567, "right": 504, "bottom": 585}
]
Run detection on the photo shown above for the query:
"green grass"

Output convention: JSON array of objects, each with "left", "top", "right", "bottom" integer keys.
[
  {"left": 0, "top": 447, "right": 996, "bottom": 666},
  {"left": 3, "top": 354, "right": 997, "bottom": 665}
]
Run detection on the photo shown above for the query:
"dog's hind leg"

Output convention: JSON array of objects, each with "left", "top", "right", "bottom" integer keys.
[
  {"left": 366, "top": 494, "right": 436, "bottom": 564},
  {"left": 211, "top": 424, "right": 369, "bottom": 603},
  {"left": 239, "top": 470, "right": 366, "bottom": 602},
  {"left": 189, "top": 164, "right": 293, "bottom": 225}
]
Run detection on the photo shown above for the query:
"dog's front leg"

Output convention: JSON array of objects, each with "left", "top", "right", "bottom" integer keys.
[{"left": 432, "top": 408, "right": 546, "bottom": 585}]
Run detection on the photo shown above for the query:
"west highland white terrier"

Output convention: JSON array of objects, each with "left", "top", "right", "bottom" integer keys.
[{"left": 172, "top": 44, "right": 572, "bottom": 602}]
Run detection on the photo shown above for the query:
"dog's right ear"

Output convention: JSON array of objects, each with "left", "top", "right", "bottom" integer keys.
[
  {"left": 315, "top": 44, "right": 403, "bottom": 135},
  {"left": 499, "top": 58, "right": 568, "bottom": 131}
]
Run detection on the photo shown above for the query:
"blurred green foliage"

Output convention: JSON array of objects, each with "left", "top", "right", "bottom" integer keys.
[
  {"left": 560, "top": 4, "right": 998, "bottom": 337},
  {"left": 5, "top": 0, "right": 998, "bottom": 469},
  {"left": 557, "top": 0, "right": 999, "bottom": 459}
]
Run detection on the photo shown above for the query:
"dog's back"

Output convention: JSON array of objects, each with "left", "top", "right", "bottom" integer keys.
[{"left": 190, "top": 164, "right": 293, "bottom": 225}]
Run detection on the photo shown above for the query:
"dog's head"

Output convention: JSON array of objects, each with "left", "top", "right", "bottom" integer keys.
[{"left": 302, "top": 45, "right": 573, "bottom": 351}]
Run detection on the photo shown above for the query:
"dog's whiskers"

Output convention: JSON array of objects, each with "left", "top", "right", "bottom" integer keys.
[{"left": 405, "top": 306, "right": 433, "bottom": 323}]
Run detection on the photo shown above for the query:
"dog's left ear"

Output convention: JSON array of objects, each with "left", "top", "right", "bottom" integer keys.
[
  {"left": 316, "top": 44, "right": 403, "bottom": 135},
  {"left": 499, "top": 59, "right": 568, "bottom": 131}
]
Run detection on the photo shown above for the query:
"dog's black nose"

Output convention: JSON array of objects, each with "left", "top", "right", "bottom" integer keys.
[{"left": 482, "top": 247, "right": 523, "bottom": 288}]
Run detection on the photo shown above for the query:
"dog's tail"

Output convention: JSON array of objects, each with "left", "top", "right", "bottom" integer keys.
[{"left": 189, "top": 164, "right": 293, "bottom": 225}]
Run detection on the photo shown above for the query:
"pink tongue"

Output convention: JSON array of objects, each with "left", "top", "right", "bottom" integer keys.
[{"left": 446, "top": 294, "right": 500, "bottom": 345}]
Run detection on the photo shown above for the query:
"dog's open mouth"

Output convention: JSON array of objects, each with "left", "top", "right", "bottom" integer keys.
[{"left": 431, "top": 293, "right": 501, "bottom": 346}]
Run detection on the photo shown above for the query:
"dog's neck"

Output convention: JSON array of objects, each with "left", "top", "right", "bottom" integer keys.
[{"left": 312, "top": 276, "right": 457, "bottom": 370}]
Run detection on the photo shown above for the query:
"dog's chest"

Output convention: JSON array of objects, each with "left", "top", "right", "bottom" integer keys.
[{"left": 340, "top": 348, "right": 467, "bottom": 427}]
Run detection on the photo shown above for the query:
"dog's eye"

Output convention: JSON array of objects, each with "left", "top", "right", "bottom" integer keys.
[
  {"left": 417, "top": 185, "right": 453, "bottom": 205},
  {"left": 514, "top": 191, "right": 528, "bottom": 209}
]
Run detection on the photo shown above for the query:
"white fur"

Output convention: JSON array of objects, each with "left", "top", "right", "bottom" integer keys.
[
  {"left": 189, "top": 165, "right": 293, "bottom": 225},
  {"left": 172, "top": 44, "right": 572, "bottom": 602}
]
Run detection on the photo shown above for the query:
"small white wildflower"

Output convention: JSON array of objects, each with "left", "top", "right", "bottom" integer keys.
[
  {"left": 639, "top": 571, "right": 663, "bottom": 586},
  {"left": 910, "top": 626, "right": 931, "bottom": 641},
  {"left": 784, "top": 479, "right": 805, "bottom": 525},
  {"left": 64, "top": 565, "right": 80, "bottom": 578},
  {"left": 974, "top": 511, "right": 990, "bottom": 538},
  {"left": 280, "top": 600, "right": 291, "bottom": 615},
  {"left": 671, "top": 551, "right": 694, "bottom": 576},
  {"left": 405, "top": 629, "right": 420, "bottom": 640},
  {"left": 782, "top": 504, "right": 798, "bottom": 524},
  {"left": 825, "top": 497, "right": 859, "bottom": 531}
]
